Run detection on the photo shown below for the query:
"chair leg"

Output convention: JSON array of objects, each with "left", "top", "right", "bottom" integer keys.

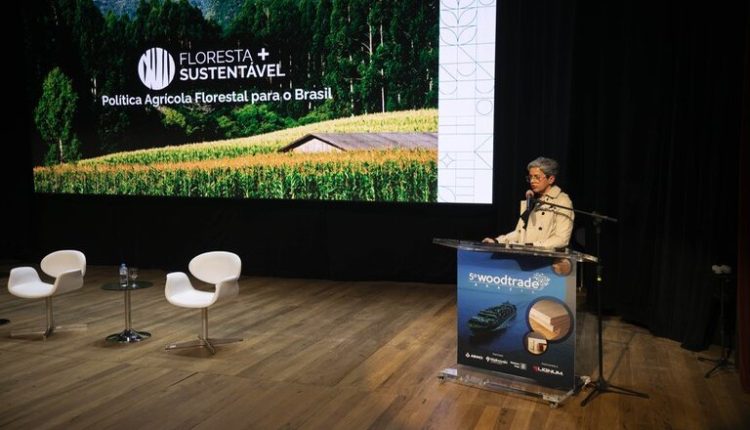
[
  {"left": 165, "top": 308, "right": 242, "bottom": 354},
  {"left": 10, "top": 297, "right": 87, "bottom": 340},
  {"left": 165, "top": 339, "right": 209, "bottom": 351}
]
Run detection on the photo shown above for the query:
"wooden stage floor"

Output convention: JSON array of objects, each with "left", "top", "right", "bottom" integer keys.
[{"left": 0, "top": 266, "right": 748, "bottom": 429}]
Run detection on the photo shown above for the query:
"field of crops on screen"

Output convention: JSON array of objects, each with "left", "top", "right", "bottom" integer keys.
[
  {"left": 80, "top": 109, "right": 437, "bottom": 166},
  {"left": 34, "top": 148, "right": 437, "bottom": 201}
]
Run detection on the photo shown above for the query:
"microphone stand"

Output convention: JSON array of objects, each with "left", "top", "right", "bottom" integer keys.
[
  {"left": 529, "top": 198, "right": 649, "bottom": 406},
  {"left": 697, "top": 270, "right": 735, "bottom": 378}
]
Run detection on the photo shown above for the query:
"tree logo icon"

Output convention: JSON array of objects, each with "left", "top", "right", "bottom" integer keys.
[{"left": 138, "top": 47, "right": 175, "bottom": 90}]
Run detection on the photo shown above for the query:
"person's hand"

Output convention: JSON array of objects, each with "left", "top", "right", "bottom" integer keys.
[{"left": 482, "top": 237, "right": 497, "bottom": 244}]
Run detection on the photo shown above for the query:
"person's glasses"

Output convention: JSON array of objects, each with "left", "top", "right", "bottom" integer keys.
[{"left": 525, "top": 174, "right": 547, "bottom": 182}]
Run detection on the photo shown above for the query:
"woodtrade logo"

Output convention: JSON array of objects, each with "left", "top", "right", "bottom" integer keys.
[{"left": 468, "top": 272, "right": 551, "bottom": 291}]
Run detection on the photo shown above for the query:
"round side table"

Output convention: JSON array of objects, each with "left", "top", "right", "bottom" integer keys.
[{"left": 101, "top": 281, "right": 154, "bottom": 343}]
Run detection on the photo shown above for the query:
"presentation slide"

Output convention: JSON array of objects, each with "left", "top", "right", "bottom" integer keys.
[{"left": 25, "top": 0, "right": 495, "bottom": 203}]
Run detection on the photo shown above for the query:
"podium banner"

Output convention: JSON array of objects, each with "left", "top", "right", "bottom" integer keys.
[{"left": 457, "top": 249, "right": 577, "bottom": 391}]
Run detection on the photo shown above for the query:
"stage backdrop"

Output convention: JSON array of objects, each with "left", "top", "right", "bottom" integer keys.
[{"left": 8, "top": 1, "right": 746, "bottom": 385}]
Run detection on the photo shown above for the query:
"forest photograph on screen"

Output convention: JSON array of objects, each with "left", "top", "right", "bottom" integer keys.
[{"left": 25, "top": 0, "right": 439, "bottom": 202}]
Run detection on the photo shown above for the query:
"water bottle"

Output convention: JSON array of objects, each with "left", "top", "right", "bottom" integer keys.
[{"left": 119, "top": 263, "right": 128, "bottom": 286}]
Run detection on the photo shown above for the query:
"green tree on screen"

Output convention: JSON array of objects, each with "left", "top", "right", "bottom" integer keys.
[{"left": 34, "top": 67, "right": 81, "bottom": 165}]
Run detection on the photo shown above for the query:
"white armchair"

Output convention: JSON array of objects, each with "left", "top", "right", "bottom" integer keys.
[
  {"left": 164, "top": 251, "right": 242, "bottom": 354},
  {"left": 7, "top": 250, "right": 87, "bottom": 339}
]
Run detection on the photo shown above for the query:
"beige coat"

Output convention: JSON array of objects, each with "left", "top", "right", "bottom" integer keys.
[{"left": 496, "top": 185, "right": 574, "bottom": 248}]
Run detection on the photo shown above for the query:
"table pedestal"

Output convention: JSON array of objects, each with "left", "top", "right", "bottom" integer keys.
[
  {"left": 106, "top": 328, "right": 151, "bottom": 343},
  {"left": 106, "top": 288, "right": 151, "bottom": 343}
]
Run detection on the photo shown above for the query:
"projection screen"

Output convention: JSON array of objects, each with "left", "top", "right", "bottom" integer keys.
[{"left": 25, "top": 0, "right": 495, "bottom": 203}]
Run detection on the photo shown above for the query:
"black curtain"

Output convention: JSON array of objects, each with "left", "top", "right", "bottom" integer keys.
[
  {"left": 494, "top": 0, "right": 577, "bottom": 225},
  {"left": 1, "top": 9, "right": 34, "bottom": 266},
  {"left": 739, "top": 2, "right": 750, "bottom": 390},
  {"left": 570, "top": 0, "right": 747, "bottom": 348}
]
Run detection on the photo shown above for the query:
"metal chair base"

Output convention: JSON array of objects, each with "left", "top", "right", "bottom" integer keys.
[
  {"left": 165, "top": 308, "right": 241, "bottom": 354},
  {"left": 165, "top": 336, "right": 243, "bottom": 354},
  {"left": 11, "top": 323, "right": 88, "bottom": 340},
  {"left": 10, "top": 297, "right": 87, "bottom": 340}
]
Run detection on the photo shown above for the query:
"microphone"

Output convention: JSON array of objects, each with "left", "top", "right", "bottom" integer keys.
[
  {"left": 521, "top": 190, "right": 536, "bottom": 228},
  {"left": 525, "top": 189, "right": 534, "bottom": 210}
]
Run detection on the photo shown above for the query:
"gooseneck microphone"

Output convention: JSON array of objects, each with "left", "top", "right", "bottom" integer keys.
[
  {"left": 525, "top": 189, "right": 534, "bottom": 210},
  {"left": 521, "top": 190, "right": 536, "bottom": 228}
]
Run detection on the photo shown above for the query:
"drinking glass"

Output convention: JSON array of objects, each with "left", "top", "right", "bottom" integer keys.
[{"left": 128, "top": 267, "right": 139, "bottom": 285}]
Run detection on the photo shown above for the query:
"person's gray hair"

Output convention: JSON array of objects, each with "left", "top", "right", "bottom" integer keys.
[{"left": 527, "top": 157, "right": 559, "bottom": 176}]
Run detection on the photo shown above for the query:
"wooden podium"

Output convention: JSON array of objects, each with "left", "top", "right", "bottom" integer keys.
[{"left": 434, "top": 238, "right": 597, "bottom": 407}]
